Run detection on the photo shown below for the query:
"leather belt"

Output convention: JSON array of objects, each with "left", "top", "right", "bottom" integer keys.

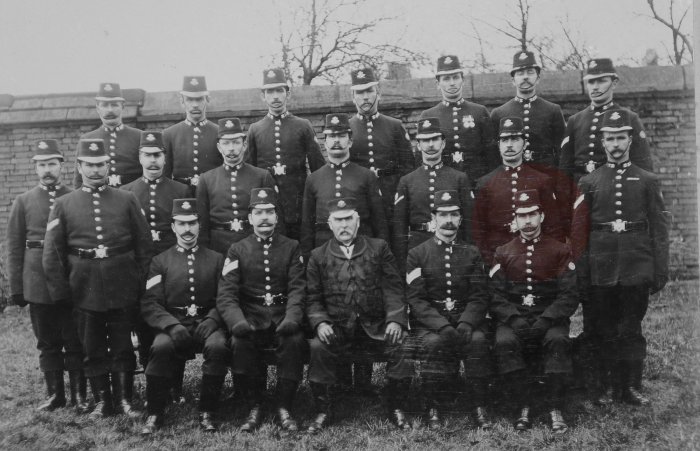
[
  {"left": 169, "top": 304, "right": 207, "bottom": 317},
  {"left": 254, "top": 293, "right": 288, "bottom": 306},
  {"left": 592, "top": 220, "right": 648, "bottom": 233},
  {"left": 432, "top": 298, "right": 462, "bottom": 312},
  {"left": 69, "top": 245, "right": 133, "bottom": 259},
  {"left": 410, "top": 222, "right": 435, "bottom": 232},
  {"left": 174, "top": 175, "right": 200, "bottom": 186},
  {"left": 212, "top": 219, "right": 250, "bottom": 232},
  {"left": 26, "top": 240, "right": 44, "bottom": 249}
]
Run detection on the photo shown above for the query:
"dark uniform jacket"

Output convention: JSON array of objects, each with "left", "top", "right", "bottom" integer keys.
[
  {"left": 490, "top": 235, "right": 578, "bottom": 324},
  {"left": 74, "top": 124, "right": 142, "bottom": 188},
  {"left": 247, "top": 112, "right": 325, "bottom": 224},
  {"left": 217, "top": 233, "right": 305, "bottom": 332},
  {"left": 121, "top": 177, "right": 190, "bottom": 255},
  {"left": 490, "top": 96, "right": 566, "bottom": 168},
  {"left": 196, "top": 162, "right": 278, "bottom": 250},
  {"left": 420, "top": 99, "right": 495, "bottom": 183},
  {"left": 572, "top": 162, "right": 669, "bottom": 287},
  {"left": 141, "top": 244, "right": 224, "bottom": 330},
  {"left": 349, "top": 112, "right": 416, "bottom": 214},
  {"left": 300, "top": 161, "right": 389, "bottom": 256},
  {"left": 163, "top": 119, "right": 222, "bottom": 184},
  {"left": 405, "top": 237, "right": 490, "bottom": 331},
  {"left": 559, "top": 102, "right": 652, "bottom": 181},
  {"left": 306, "top": 236, "right": 407, "bottom": 340},
  {"left": 43, "top": 185, "right": 152, "bottom": 311},
  {"left": 473, "top": 164, "right": 562, "bottom": 265},
  {"left": 392, "top": 163, "right": 471, "bottom": 270},
  {"left": 7, "top": 184, "right": 72, "bottom": 304}
]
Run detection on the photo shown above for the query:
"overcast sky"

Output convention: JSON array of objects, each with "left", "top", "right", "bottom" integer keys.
[{"left": 0, "top": 0, "right": 691, "bottom": 96}]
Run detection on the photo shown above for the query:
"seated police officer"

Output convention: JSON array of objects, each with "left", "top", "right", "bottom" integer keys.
[
  {"left": 217, "top": 187, "right": 308, "bottom": 433},
  {"left": 489, "top": 190, "right": 578, "bottom": 434},
  {"left": 140, "top": 199, "right": 228, "bottom": 434}
]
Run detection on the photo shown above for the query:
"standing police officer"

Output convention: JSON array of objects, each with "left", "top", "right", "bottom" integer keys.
[
  {"left": 74, "top": 83, "right": 141, "bottom": 188},
  {"left": 140, "top": 199, "right": 228, "bottom": 434},
  {"left": 163, "top": 76, "right": 222, "bottom": 188},
  {"left": 217, "top": 188, "right": 307, "bottom": 433},
  {"left": 247, "top": 68, "right": 326, "bottom": 240},
  {"left": 7, "top": 140, "right": 86, "bottom": 412},
  {"left": 43, "top": 139, "right": 152, "bottom": 419}
]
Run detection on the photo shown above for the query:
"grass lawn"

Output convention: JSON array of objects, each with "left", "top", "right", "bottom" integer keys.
[{"left": 0, "top": 281, "right": 698, "bottom": 450}]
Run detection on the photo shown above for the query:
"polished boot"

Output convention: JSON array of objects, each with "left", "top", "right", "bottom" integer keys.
[
  {"left": 423, "top": 379, "right": 444, "bottom": 430},
  {"left": 385, "top": 378, "right": 411, "bottom": 430},
  {"left": 468, "top": 378, "right": 492, "bottom": 430},
  {"left": 37, "top": 370, "right": 66, "bottom": 411},
  {"left": 239, "top": 375, "right": 263, "bottom": 433},
  {"left": 68, "top": 370, "right": 89, "bottom": 413},
  {"left": 550, "top": 409, "right": 568, "bottom": 434},
  {"left": 170, "top": 360, "right": 186, "bottom": 404},
  {"left": 89, "top": 374, "right": 113, "bottom": 418},
  {"left": 595, "top": 360, "right": 615, "bottom": 405},
  {"left": 307, "top": 382, "right": 332, "bottom": 434},
  {"left": 141, "top": 375, "right": 168, "bottom": 435},
  {"left": 515, "top": 406, "right": 531, "bottom": 431},
  {"left": 275, "top": 378, "right": 299, "bottom": 432},
  {"left": 141, "top": 414, "right": 163, "bottom": 435},
  {"left": 620, "top": 361, "right": 650, "bottom": 405},
  {"left": 112, "top": 372, "right": 140, "bottom": 418},
  {"left": 198, "top": 374, "right": 225, "bottom": 432}
]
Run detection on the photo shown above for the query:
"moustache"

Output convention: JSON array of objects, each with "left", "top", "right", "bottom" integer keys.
[
  {"left": 258, "top": 223, "right": 273, "bottom": 227},
  {"left": 103, "top": 115, "right": 117, "bottom": 119},
  {"left": 181, "top": 233, "right": 195, "bottom": 239},
  {"left": 331, "top": 145, "right": 343, "bottom": 150},
  {"left": 440, "top": 224, "right": 458, "bottom": 230},
  {"left": 146, "top": 165, "right": 161, "bottom": 170}
]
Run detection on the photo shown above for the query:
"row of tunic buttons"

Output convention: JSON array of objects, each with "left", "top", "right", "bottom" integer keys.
[
  {"left": 427, "top": 166, "right": 437, "bottom": 209},
  {"left": 366, "top": 120, "right": 376, "bottom": 171},
  {"left": 525, "top": 244, "right": 534, "bottom": 291},
  {"left": 91, "top": 190, "right": 105, "bottom": 248},
  {"left": 588, "top": 103, "right": 613, "bottom": 158},
  {"left": 229, "top": 166, "right": 240, "bottom": 217},
  {"left": 451, "top": 106, "right": 461, "bottom": 147},
  {"left": 507, "top": 166, "right": 522, "bottom": 212},
  {"left": 192, "top": 126, "right": 201, "bottom": 174},
  {"left": 148, "top": 179, "right": 160, "bottom": 228},
  {"left": 443, "top": 243, "right": 453, "bottom": 301},
  {"left": 274, "top": 120, "right": 283, "bottom": 167},
  {"left": 521, "top": 97, "right": 533, "bottom": 141},
  {"left": 187, "top": 252, "right": 196, "bottom": 302},
  {"left": 614, "top": 166, "right": 626, "bottom": 216},
  {"left": 258, "top": 237, "right": 273, "bottom": 297}
]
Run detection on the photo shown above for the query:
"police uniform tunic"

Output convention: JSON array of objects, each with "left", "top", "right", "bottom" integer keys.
[
  {"left": 305, "top": 236, "right": 408, "bottom": 385},
  {"left": 572, "top": 162, "right": 669, "bottom": 362},
  {"left": 247, "top": 112, "right": 326, "bottom": 235},
  {"left": 141, "top": 245, "right": 228, "bottom": 378},
  {"left": 473, "top": 165, "right": 562, "bottom": 265},
  {"left": 300, "top": 161, "right": 389, "bottom": 257},
  {"left": 404, "top": 237, "right": 491, "bottom": 379},
  {"left": 74, "top": 124, "right": 142, "bottom": 188},
  {"left": 163, "top": 119, "right": 222, "bottom": 187},
  {"left": 490, "top": 96, "right": 566, "bottom": 168},
  {"left": 121, "top": 177, "right": 190, "bottom": 256},
  {"left": 7, "top": 184, "right": 82, "bottom": 372},
  {"left": 196, "top": 162, "right": 278, "bottom": 255},
  {"left": 43, "top": 185, "right": 152, "bottom": 377},
  {"left": 349, "top": 112, "right": 416, "bottom": 216},
  {"left": 392, "top": 163, "right": 471, "bottom": 272},
  {"left": 217, "top": 233, "right": 307, "bottom": 381},
  {"left": 489, "top": 235, "right": 579, "bottom": 375},
  {"left": 420, "top": 99, "right": 495, "bottom": 184}
]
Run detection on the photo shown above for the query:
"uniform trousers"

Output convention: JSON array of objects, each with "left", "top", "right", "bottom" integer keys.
[
  {"left": 494, "top": 322, "right": 572, "bottom": 375},
  {"left": 74, "top": 307, "right": 137, "bottom": 378},
  {"left": 29, "top": 303, "right": 83, "bottom": 372},
  {"left": 230, "top": 326, "right": 308, "bottom": 382}
]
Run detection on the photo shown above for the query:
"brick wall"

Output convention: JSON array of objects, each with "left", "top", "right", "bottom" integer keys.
[{"left": 1, "top": 65, "right": 696, "bottom": 278}]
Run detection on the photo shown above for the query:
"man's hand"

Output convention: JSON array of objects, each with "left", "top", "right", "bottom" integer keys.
[
  {"left": 194, "top": 318, "right": 218, "bottom": 342},
  {"left": 509, "top": 317, "right": 529, "bottom": 332},
  {"left": 276, "top": 319, "right": 300, "bottom": 336},
  {"left": 439, "top": 325, "right": 460, "bottom": 346},
  {"left": 167, "top": 324, "right": 192, "bottom": 348},
  {"left": 530, "top": 317, "right": 551, "bottom": 338},
  {"left": 316, "top": 322, "right": 336, "bottom": 345},
  {"left": 11, "top": 294, "right": 27, "bottom": 308},
  {"left": 456, "top": 322, "right": 473, "bottom": 345},
  {"left": 231, "top": 321, "right": 253, "bottom": 338},
  {"left": 384, "top": 322, "right": 403, "bottom": 345}
]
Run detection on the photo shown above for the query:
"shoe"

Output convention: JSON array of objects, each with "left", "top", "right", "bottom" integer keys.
[
  {"left": 112, "top": 372, "right": 140, "bottom": 418},
  {"left": 37, "top": 371, "right": 66, "bottom": 411},
  {"left": 88, "top": 375, "right": 113, "bottom": 419},
  {"left": 240, "top": 404, "right": 262, "bottom": 433},
  {"left": 68, "top": 371, "right": 89, "bottom": 414},
  {"left": 550, "top": 409, "right": 568, "bottom": 434},
  {"left": 621, "top": 387, "right": 650, "bottom": 406},
  {"left": 277, "top": 407, "right": 298, "bottom": 432},
  {"left": 199, "top": 412, "right": 217, "bottom": 432},
  {"left": 390, "top": 408, "right": 411, "bottom": 430},
  {"left": 474, "top": 406, "right": 492, "bottom": 430},
  {"left": 595, "top": 389, "right": 614, "bottom": 406},
  {"left": 515, "top": 406, "right": 531, "bottom": 431},
  {"left": 306, "top": 412, "right": 329, "bottom": 435},
  {"left": 141, "top": 415, "right": 163, "bottom": 435},
  {"left": 427, "top": 408, "right": 440, "bottom": 430}
]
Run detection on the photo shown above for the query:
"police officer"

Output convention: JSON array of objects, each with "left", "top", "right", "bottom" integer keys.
[
  {"left": 301, "top": 113, "right": 388, "bottom": 259},
  {"left": 121, "top": 130, "right": 190, "bottom": 390},
  {"left": 305, "top": 197, "right": 409, "bottom": 433},
  {"left": 7, "top": 140, "right": 86, "bottom": 413},
  {"left": 404, "top": 190, "right": 492, "bottom": 430},
  {"left": 473, "top": 117, "right": 562, "bottom": 266},
  {"left": 73, "top": 83, "right": 141, "bottom": 188},
  {"left": 420, "top": 55, "right": 495, "bottom": 185},
  {"left": 348, "top": 67, "right": 415, "bottom": 218},
  {"left": 43, "top": 139, "right": 152, "bottom": 419},
  {"left": 393, "top": 118, "right": 471, "bottom": 273},
  {"left": 217, "top": 187, "right": 307, "bottom": 433},
  {"left": 490, "top": 50, "right": 566, "bottom": 170},
  {"left": 490, "top": 189, "right": 578, "bottom": 434},
  {"left": 246, "top": 68, "right": 326, "bottom": 240},
  {"left": 197, "top": 118, "right": 278, "bottom": 255},
  {"left": 140, "top": 199, "right": 228, "bottom": 434},
  {"left": 572, "top": 109, "right": 669, "bottom": 406},
  {"left": 163, "top": 76, "right": 222, "bottom": 188}
]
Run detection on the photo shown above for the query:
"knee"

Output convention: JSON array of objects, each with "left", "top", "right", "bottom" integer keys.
[
  {"left": 150, "top": 334, "right": 175, "bottom": 357},
  {"left": 494, "top": 331, "right": 519, "bottom": 353},
  {"left": 422, "top": 333, "right": 443, "bottom": 353},
  {"left": 544, "top": 333, "right": 571, "bottom": 352}
]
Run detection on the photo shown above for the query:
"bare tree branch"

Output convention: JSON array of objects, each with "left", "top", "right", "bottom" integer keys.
[{"left": 643, "top": 0, "right": 693, "bottom": 64}]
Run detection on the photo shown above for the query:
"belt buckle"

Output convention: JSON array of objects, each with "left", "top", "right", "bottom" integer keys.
[
  {"left": 522, "top": 294, "right": 536, "bottom": 306},
  {"left": 585, "top": 160, "right": 596, "bottom": 173},
  {"left": 444, "top": 298, "right": 455, "bottom": 311},
  {"left": 94, "top": 247, "right": 108, "bottom": 259},
  {"left": 612, "top": 219, "right": 627, "bottom": 233},
  {"left": 452, "top": 151, "right": 464, "bottom": 163},
  {"left": 151, "top": 230, "right": 161, "bottom": 242},
  {"left": 230, "top": 218, "right": 243, "bottom": 232},
  {"left": 108, "top": 174, "right": 122, "bottom": 186},
  {"left": 190, "top": 174, "right": 200, "bottom": 186},
  {"left": 263, "top": 293, "right": 274, "bottom": 306},
  {"left": 186, "top": 304, "right": 198, "bottom": 317},
  {"left": 273, "top": 164, "right": 287, "bottom": 175}
]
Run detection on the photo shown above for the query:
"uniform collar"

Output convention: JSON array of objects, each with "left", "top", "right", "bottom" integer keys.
[
  {"left": 81, "top": 184, "right": 108, "bottom": 193},
  {"left": 103, "top": 123, "right": 124, "bottom": 133},
  {"left": 356, "top": 112, "right": 379, "bottom": 121},
  {"left": 143, "top": 176, "right": 162, "bottom": 185},
  {"left": 590, "top": 100, "right": 614, "bottom": 112},
  {"left": 39, "top": 182, "right": 61, "bottom": 191},
  {"left": 422, "top": 162, "right": 444, "bottom": 171},
  {"left": 176, "top": 244, "right": 199, "bottom": 254},
  {"left": 504, "top": 164, "right": 523, "bottom": 172},
  {"left": 442, "top": 98, "right": 466, "bottom": 108},
  {"left": 266, "top": 111, "right": 290, "bottom": 121},
  {"left": 255, "top": 234, "right": 274, "bottom": 245},
  {"left": 605, "top": 161, "right": 632, "bottom": 169},
  {"left": 328, "top": 159, "right": 351, "bottom": 170},
  {"left": 224, "top": 162, "right": 244, "bottom": 172},
  {"left": 519, "top": 235, "right": 542, "bottom": 245},
  {"left": 515, "top": 95, "right": 537, "bottom": 103},
  {"left": 434, "top": 236, "right": 456, "bottom": 248},
  {"left": 185, "top": 119, "right": 207, "bottom": 127}
]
